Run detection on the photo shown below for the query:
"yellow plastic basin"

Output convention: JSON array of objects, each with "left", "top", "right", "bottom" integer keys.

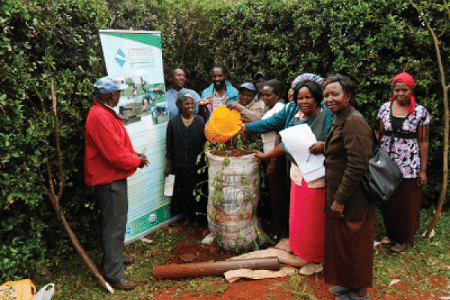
[{"left": 205, "top": 106, "right": 241, "bottom": 144}]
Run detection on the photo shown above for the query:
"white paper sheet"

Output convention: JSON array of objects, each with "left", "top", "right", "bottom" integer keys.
[
  {"left": 163, "top": 174, "right": 175, "bottom": 196},
  {"left": 302, "top": 166, "right": 325, "bottom": 182},
  {"left": 279, "top": 124, "right": 325, "bottom": 182}
]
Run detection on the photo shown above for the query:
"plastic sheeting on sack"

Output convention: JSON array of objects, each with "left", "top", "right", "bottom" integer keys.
[{"left": 207, "top": 152, "right": 269, "bottom": 252}]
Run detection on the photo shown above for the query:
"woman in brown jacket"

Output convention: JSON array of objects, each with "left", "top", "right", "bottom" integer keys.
[{"left": 322, "top": 75, "right": 375, "bottom": 300}]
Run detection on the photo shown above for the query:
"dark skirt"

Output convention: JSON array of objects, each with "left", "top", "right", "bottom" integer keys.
[
  {"left": 324, "top": 213, "right": 375, "bottom": 289},
  {"left": 172, "top": 168, "right": 206, "bottom": 224},
  {"left": 266, "top": 155, "right": 289, "bottom": 234},
  {"left": 380, "top": 178, "right": 422, "bottom": 243}
]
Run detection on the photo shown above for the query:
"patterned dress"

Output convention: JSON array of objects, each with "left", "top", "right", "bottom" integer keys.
[
  {"left": 377, "top": 101, "right": 431, "bottom": 243},
  {"left": 377, "top": 101, "right": 430, "bottom": 178}
]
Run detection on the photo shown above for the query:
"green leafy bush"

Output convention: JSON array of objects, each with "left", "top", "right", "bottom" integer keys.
[{"left": 0, "top": 0, "right": 109, "bottom": 280}]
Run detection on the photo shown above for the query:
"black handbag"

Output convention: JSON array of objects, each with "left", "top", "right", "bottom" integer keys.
[{"left": 345, "top": 113, "right": 403, "bottom": 205}]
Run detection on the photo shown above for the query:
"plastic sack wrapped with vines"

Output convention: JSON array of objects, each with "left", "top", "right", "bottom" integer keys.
[{"left": 207, "top": 152, "right": 269, "bottom": 252}]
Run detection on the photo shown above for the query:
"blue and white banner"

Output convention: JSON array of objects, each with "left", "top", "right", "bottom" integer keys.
[{"left": 99, "top": 30, "right": 171, "bottom": 243}]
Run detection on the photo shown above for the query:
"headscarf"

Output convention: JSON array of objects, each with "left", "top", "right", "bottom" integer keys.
[
  {"left": 390, "top": 72, "right": 416, "bottom": 115},
  {"left": 292, "top": 73, "right": 323, "bottom": 86}
]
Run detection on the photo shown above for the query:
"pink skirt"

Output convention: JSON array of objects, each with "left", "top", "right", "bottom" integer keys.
[{"left": 289, "top": 180, "right": 325, "bottom": 263}]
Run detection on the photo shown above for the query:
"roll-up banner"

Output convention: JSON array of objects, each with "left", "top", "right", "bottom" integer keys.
[{"left": 98, "top": 30, "right": 174, "bottom": 244}]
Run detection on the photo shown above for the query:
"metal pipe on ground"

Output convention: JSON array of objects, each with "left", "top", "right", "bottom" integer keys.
[{"left": 152, "top": 257, "right": 280, "bottom": 280}]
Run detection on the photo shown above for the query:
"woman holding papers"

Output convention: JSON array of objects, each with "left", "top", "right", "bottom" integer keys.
[
  {"left": 255, "top": 79, "right": 333, "bottom": 276},
  {"left": 323, "top": 75, "right": 374, "bottom": 300},
  {"left": 242, "top": 73, "right": 324, "bottom": 239}
]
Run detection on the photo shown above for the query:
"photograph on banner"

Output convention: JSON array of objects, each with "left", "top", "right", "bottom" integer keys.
[
  {"left": 99, "top": 31, "right": 168, "bottom": 126},
  {"left": 116, "top": 76, "right": 167, "bottom": 126}
]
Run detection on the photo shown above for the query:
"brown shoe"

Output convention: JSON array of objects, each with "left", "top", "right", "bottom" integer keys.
[
  {"left": 124, "top": 254, "right": 136, "bottom": 265},
  {"left": 108, "top": 278, "right": 136, "bottom": 290},
  {"left": 390, "top": 242, "right": 411, "bottom": 253}
]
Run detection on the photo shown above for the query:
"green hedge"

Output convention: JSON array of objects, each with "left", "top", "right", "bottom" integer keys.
[
  {"left": 0, "top": 0, "right": 448, "bottom": 280},
  {"left": 0, "top": 0, "right": 109, "bottom": 280}
]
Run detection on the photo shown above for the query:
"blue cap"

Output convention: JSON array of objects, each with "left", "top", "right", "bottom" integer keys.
[
  {"left": 238, "top": 82, "right": 256, "bottom": 92},
  {"left": 93, "top": 77, "right": 128, "bottom": 94}
]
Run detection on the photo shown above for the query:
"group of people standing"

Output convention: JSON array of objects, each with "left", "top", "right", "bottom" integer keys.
[
  {"left": 84, "top": 66, "right": 430, "bottom": 298},
  {"left": 163, "top": 67, "right": 430, "bottom": 300}
]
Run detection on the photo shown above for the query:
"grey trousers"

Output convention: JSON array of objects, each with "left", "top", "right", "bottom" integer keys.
[{"left": 95, "top": 178, "right": 128, "bottom": 282}]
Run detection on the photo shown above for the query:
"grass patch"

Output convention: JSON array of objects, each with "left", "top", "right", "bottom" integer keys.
[
  {"left": 372, "top": 207, "right": 450, "bottom": 297},
  {"left": 272, "top": 275, "right": 318, "bottom": 300},
  {"left": 30, "top": 208, "right": 450, "bottom": 299},
  {"left": 263, "top": 293, "right": 278, "bottom": 300}
]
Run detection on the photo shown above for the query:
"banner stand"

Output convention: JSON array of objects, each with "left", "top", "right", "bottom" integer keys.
[
  {"left": 125, "top": 214, "right": 183, "bottom": 245},
  {"left": 99, "top": 30, "right": 174, "bottom": 243}
]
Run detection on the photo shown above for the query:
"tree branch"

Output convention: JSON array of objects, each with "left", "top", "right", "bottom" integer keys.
[
  {"left": 51, "top": 81, "right": 64, "bottom": 201},
  {"left": 410, "top": 0, "right": 450, "bottom": 238},
  {"left": 38, "top": 80, "right": 114, "bottom": 293}
]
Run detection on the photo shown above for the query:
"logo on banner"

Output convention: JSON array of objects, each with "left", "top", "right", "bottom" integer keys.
[
  {"left": 149, "top": 214, "right": 157, "bottom": 224},
  {"left": 115, "top": 49, "right": 126, "bottom": 67}
]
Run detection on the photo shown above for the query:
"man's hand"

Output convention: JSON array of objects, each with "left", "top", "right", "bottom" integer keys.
[
  {"left": 138, "top": 154, "right": 149, "bottom": 168},
  {"left": 226, "top": 102, "right": 240, "bottom": 110},
  {"left": 199, "top": 96, "right": 213, "bottom": 106}
]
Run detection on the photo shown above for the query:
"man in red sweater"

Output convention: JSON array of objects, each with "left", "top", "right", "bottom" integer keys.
[{"left": 85, "top": 77, "right": 149, "bottom": 290}]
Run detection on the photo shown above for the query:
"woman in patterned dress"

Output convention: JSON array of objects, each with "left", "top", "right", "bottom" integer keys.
[{"left": 377, "top": 72, "right": 430, "bottom": 253}]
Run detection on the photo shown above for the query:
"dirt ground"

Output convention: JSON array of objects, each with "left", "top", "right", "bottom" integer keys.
[{"left": 146, "top": 224, "right": 449, "bottom": 300}]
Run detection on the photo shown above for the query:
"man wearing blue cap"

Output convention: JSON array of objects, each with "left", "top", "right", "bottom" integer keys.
[
  {"left": 85, "top": 77, "right": 149, "bottom": 290},
  {"left": 226, "top": 82, "right": 264, "bottom": 124}
]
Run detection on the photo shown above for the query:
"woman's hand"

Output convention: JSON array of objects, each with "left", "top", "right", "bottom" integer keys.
[
  {"left": 267, "top": 159, "right": 276, "bottom": 177},
  {"left": 417, "top": 170, "right": 428, "bottom": 186},
  {"left": 240, "top": 117, "right": 251, "bottom": 123},
  {"left": 239, "top": 123, "right": 246, "bottom": 134},
  {"left": 309, "top": 142, "right": 325, "bottom": 154},
  {"left": 163, "top": 167, "right": 170, "bottom": 177},
  {"left": 199, "top": 96, "right": 212, "bottom": 106},
  {"left": 331, "top": 200, "right": 345, "bottom": 218},
  {"left": 254, "top": 150, "right": 267, "bottom": 162},
  {"left": 164, "top": 160, "right": 171, "bottom": 176}
]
